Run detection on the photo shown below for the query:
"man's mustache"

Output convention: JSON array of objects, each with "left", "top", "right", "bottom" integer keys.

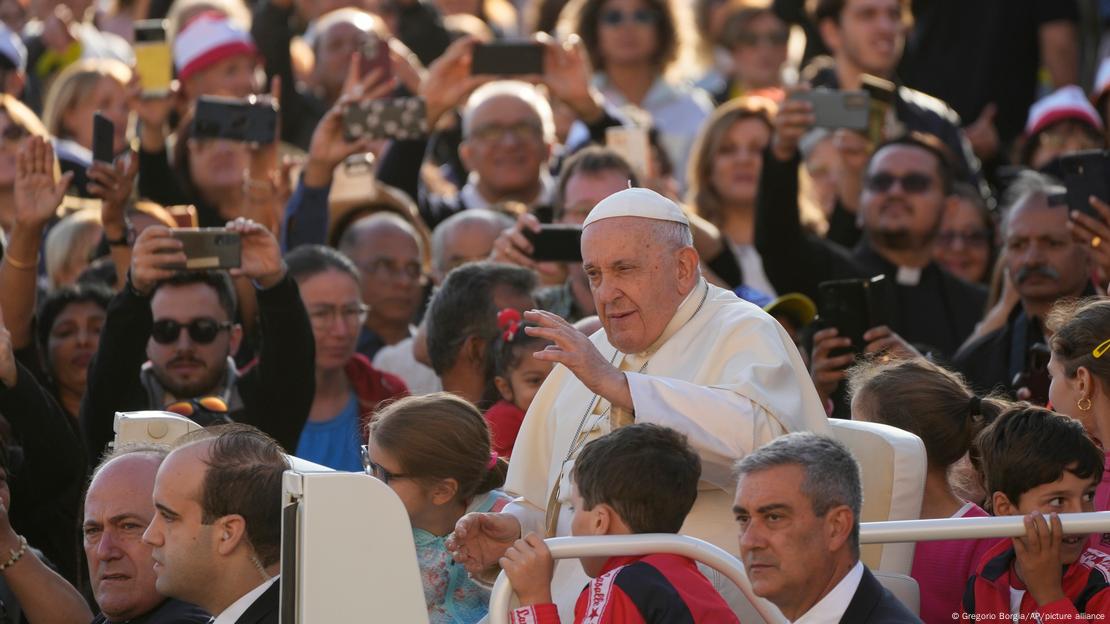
[{"left": 1016, "top": 264, "right": 1060, "bottom": 283}]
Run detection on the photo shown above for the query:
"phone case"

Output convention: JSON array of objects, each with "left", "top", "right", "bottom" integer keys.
[
  {"left": 817, "top": 275, "right": 889, "bottom": 357},
  {"left": 524, "top": 226, "right": 583, "bottom": 262},
  {"left": 92, "top": 113, "right": 114, "bottom": 163},
  {"left": 1060, "top": 150, "right": 1110, "bottom": 219},
  {"left": 471, "top": 43, "right": 544, "bottom": 76},
  {"left": 790, "top": 90, "right": 869, "bottom": 131},
  {"left": 135, "top": 42, "right": 172, "bottom": 95},
  {"left": 194, "top": 96, "right": 279, "bottom": 144},
  {"left": 169, "top": 229, "right": 242, "bottom": 270},
  {"left": 343, "top": 97, "right": 428, "bottom": 141}
]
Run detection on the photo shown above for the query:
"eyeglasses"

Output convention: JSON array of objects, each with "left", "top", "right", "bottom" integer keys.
[
  {"left": 360, "top": 445, "right": 412, "bottom": 484},
  {"left": 468, "top": 121, "right": 543, "bottom": 145},
  {"left": 936, "top": 229, "right": 990, "bottom": 249},
  {"left": 359, "top": 258, "right": 424, "bottom": 282},
  {"left": 865, "top": 171, "right": 934, "bottom": 194},
  {"left": 150, "top": 318, "right": 233, "bottom": 345},
  {"left": 733, "top": 31, "right": 789, "bottom": 48},
  {"left": 307, "top": 304, "right": 369, "bottom": 330},
  {"left": 599, "top": 8, "right": 658, "bottom": 26}
]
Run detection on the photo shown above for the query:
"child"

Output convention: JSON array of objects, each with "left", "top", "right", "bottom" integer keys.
[
  {"left": 366, "top": 393, "right": 511, "bottom": 624},
  {"left": 500, "top": 423, "right": 738, "bottom": 623},
  {"left": 964, "top": 405, "right": 1110, "bottom": 619},
  {"left": 848, "top": 357, "right": 1007, "bottom": 624},
  {"left": 485, "top": 308, "right": 554, "bottom": 458}
]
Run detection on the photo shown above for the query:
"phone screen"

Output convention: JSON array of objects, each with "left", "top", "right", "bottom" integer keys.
[
  {"left": 524, "top": 225, "right": 582, "bottom": 262},
  {"left": 93, "top": 112, "right": 114, "bottom": 163},
  {"left": 471, "top": 43, "right": 544, "bottom": 76}
]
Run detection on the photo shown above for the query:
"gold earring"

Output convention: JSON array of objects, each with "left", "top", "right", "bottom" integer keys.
[{"left": 1079, "top": 397, "right": 1093, "bottom": 411}]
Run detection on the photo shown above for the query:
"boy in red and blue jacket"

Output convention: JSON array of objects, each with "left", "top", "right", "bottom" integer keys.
[
  {"left": 963, "top": 406, "right": 1110, "bottom": 620},
  {"left": 500, "top": 423, "right": 738, "bottom": 624}
]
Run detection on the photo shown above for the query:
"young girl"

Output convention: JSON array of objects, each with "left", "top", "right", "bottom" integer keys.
[
  {"left": 848, "top": 357, "right": 1007, "bottom": 624},
  {"left": 485, "top": 308, "right": 554, "bottom": 458},
  {"left": 366, "top": 393, "right": 510, "bottom": 624}
]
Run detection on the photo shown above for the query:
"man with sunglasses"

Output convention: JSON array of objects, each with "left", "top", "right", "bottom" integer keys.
[
  {"left": 80, "top": 218, "right": 315, "bottom": 463},
  {"left": 953, "top": 172, "right": 1095, "bottom": 401}
]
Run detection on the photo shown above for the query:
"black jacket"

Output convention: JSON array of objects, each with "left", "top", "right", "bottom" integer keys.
[
  {"left": 231, "top": 581, "right": 278, "bottom": 624},
  {"left": 90, "top": 598, "right": 210, "bottom": 623},
  {"left": 838, "top": 566, "right": 923, "bottom": 624},
  {"left": 0, "top": 362, "right": 87, "bottom": 584},
  {"left": 755, "top": 148, "right": 986, "bottom": 357},
  {"left": 79, "top": 275, "right": 315, "bottom": 460}
]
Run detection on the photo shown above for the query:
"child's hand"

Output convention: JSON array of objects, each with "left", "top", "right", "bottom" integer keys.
[
  {"left": 499, "top": 532, "right": 554, "bottom": 606},
  {"left": 1013, "top": 511, "right": 1067, "bottom": 606}
]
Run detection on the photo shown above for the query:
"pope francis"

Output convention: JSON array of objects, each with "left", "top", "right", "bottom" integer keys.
[{"left": 447, "top": 187, "right": 828, "bottom": 616}]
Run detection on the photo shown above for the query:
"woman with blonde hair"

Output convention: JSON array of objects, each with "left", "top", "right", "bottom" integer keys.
[
  {"left": 43, "top": 208, "right": 103, "bottom": 290},
  {"left": 41, "top": 58, "right": 132, "bottom": 195}
]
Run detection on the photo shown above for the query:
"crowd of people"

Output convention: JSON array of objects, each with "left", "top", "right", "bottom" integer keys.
[{"left": 0, "top": 0, "right": 1107, "bottom": 622}]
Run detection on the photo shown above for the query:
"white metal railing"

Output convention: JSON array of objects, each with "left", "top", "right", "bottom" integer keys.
[{"left": 860, "top": 511, "right": 1110, "bottom": 543}]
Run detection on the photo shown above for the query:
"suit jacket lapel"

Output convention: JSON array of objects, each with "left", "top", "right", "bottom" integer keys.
[
  {"left": 235, "top": 581, "right": 279, "bottom": 624},
  {"left": 838, "top": 567, "right": 881, "bottom": 624}
]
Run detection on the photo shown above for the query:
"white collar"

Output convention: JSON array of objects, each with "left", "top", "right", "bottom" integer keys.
[
  {"left": 213, "top": 576, "right": 278, "bottom": 624},
  {"left": 792, "top": 561, "right": 865, "bottom": 624},
  {"left": 459, "top": 170, "right": 555, "bottom": 211}
]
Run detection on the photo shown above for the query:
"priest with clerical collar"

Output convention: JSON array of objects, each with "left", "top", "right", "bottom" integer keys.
[{"left": 448, "top": 187, "right": 828, "bottom": 618}]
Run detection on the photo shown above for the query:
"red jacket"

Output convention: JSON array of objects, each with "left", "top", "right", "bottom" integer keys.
[
  {"left": 485, "top": 400, "right": 525, "bottom": 458},
  {"left": 347, "top": 353, "right": 407, "bottom": 430},
  {"left": 963, "top": 538, "right": 1110, "bottom": 621},
  {"left": 509, "top": 553, "right": 738, "bottom": 624}
]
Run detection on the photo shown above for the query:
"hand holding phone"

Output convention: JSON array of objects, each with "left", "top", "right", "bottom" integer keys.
[
  {"left": 167, "top": 228, "right": 242, "bottom": 270},
  {"left": 343, "top": 96, "right": 427, "bottom": 141},
  {"left": 93, "top": 112, "right": 114, "bottom": 163},
  {"left": 1060, "top": 150, "right": 1110, "bottom": 220},
  {"left": 817, "top": 275, "right": 889, "bottom": 357},
  {"left": 359, "top": 35, "right": 392, "bottom": 82},
  {"left": 787, "top": 90, "right": 869, "bottom": 131},
  {"left": 523, "top": 225, "right": 582, "bottom": 262},
  {"left": 134, "top": 19, "right": 171, "bottom": 96}
]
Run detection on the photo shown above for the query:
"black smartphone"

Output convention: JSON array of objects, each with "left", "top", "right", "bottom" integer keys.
[
  {"left": 92, "top": 112, "right": 114, "bottom": 163},
  {"left": 817, "top": 275, "right": 889, "bottom": 357},
  {"left": 524, "top": 225, "right": 582, "bottom": 262},
  {"left": 1059, "top": 150, "right": 1110, "bottom": 220},
  {"left": 471, "top": 42, "right": 544, "bottom": 76},
  {"left": 1012, "top": 343, "right": 1051, "bottom": 406},
  {"left": 193, "top": 95, "right": 279, "bottom": 144},
  {"left": 343, "top": 96, "right": 427, "bottom": 141},
  {"left": 788, "top": 90, "right": 869, "bottom": 131},
  {"left": 168, "top": 228, "right": 241, "bottom": 270}
]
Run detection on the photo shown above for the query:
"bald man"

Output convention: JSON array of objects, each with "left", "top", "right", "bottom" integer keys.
[
  {"left": 431, "top": 209, "right": 513, "bottom": 284},
  {"left": 338, "top": 213, "right": 427, "bottom": 359}
]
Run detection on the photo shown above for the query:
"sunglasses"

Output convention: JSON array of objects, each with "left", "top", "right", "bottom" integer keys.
[
  {"left": 599, "top": 8, "right": 658, "bottom": 26},
  {"left": 360, "top": 445, "right": 412, "bottom": 484},
  {"left": 151, "top": 318, "right": 233, "bottom": 345},
  {"left": 865, "top": 172, "right": 934, "bottom": 194}
]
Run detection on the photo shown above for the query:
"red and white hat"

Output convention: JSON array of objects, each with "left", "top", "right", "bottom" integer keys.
[
  {"left": 1025, "top": 85, "right": 1103, "bottom": 136},
  {"left": 173, "top": 12, "right": 257, "bottom": 82}
]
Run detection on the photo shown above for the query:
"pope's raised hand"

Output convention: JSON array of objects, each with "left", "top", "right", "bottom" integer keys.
[{"left": 524, "top": 309, "right": 632, "bottom": 411}]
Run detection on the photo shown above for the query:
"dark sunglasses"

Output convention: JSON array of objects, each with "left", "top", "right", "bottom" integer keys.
[
  {"left": 150, "top": 318, "right": 233, "bottom": 345},
  {"left": 599, "top": 8, "right": 657, "bottom": 26},
  {"left": 360, "top": 445, "right": 412, "bottom": 484},
  {"left": 865, "top": 172, "right": 934, "bottom": 194}
]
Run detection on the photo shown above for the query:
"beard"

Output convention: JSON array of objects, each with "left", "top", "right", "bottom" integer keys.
[
  {"left": 869, "top": 226, "right": 930, "bottom": 251},
  {"left": 150, "top": 357, "right": 226, "bottom": 400}
]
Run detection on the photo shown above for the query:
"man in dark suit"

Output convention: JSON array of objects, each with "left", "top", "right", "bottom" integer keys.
[
  {"left": 733, "top": 433, "right": 922, "bottom": 623},
  {"left": 142, "top": 425, "right": 289, "bottom": 624}
]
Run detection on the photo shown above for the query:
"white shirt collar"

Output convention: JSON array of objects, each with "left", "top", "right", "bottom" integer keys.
[
  {"left": 459, "top": 170, "right": 555, "bottom": 211},
  {"left": 213, "top": 576, "right": 278, "bottom": 624},
  {"left": 792, "top": 561, "right": 865, "bottom": 624}
]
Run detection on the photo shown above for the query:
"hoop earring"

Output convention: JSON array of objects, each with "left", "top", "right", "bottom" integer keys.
[{"left": 1078, "top": 397, "right": 1093, "bottom": 412}]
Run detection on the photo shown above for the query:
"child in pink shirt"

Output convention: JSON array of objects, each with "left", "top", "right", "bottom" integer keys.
[{"left": 848, "top": 358, "right": 1006, "bottom": 624}]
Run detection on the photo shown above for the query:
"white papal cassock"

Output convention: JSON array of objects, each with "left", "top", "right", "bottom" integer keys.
[{"left": 502, "top": 277, "right": 829, "bottom": 617}]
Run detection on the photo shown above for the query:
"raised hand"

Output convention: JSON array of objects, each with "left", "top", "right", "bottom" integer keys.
[
  {"left": 13, "top": 136, "right": 74, "bottom": 230},
  {"left": 0, "top": 318, "right": 15, "bottom": 388},
  {"left": 1069, "top": 196, "right": 1110, "bottom": 284},
  {"left": 88, "top": 152, "right": 139, "bottom": 234},
  {"left": 129, "top": 226, "right": 185, "bottom": 295},
  {"left": 772, "top": 86, "right": 816, "bottom": 162},
  {"left": 524, "top": 309, "right": 631, "bottom": 410},
  {"left": 420, "top": 37, "right": 492, "bottom": 128},
  {"left": 537, "top": 33, "right": 602, "bottom": 123},
  {"left": 226, "top": 218, "right": 286, "bottom": 289},
  {"left": 809, "top": 327, "right": 854, "bottom": 404}
]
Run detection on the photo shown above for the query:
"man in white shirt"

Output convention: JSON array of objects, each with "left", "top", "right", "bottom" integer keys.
[
  {"left": 142, "top": 425, "right": 289, "bottom": 624},
  {"left": 733, "top": 432, "right": 922, "bottom": 623}
]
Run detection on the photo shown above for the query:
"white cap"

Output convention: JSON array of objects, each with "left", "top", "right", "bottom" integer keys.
[
  {"left": 582, "top": 187, "right": 690, "bottom": 228},
  {"left": 0, "top": 23, "right": 26, "bottom": 72},
  {"left": 1025, "top": 85, "right": 1103, "bottom": 136}
]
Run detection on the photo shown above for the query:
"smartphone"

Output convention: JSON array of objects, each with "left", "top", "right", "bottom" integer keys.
[
  {"left": 343, "top": 96, "right": 427, "bottom": 141},
  {"left": 605, "top": 126, "right": 651, "bottom": 181},
  {"left": 360, "top": 35, "right": 392, "bottom": 81},
  {"left": 1059, "top": 150, "right": 1110, "bottom": 220},
  {"left": 134, "top": 20, "right": 172, "bottom": 96},
  {"left": 789, "top": 90, "right": 869, "bottom": 131},
  {"left": 93, "top": 112, "right": 114, "bottom": 163},
  {"left": 471, "top": 42, "right": 544, "bottom": 76},
  {"left": 524, "top": 225, "right": 582, "bottom": 262},
  {"left": 817, "top": 275, "right": 889, "bottom": 357},
  {"left": 168, "top": 228, "right": 242, "bottom": 270},
  {"left": 193, "top": 95, "right": 279, "bottom": 144},
  {"left": 861, "top": 74, "right": 896, "bottom": 145},
  {"left": 1013, "top": 343, "right": 1051, "bottom": 406}
]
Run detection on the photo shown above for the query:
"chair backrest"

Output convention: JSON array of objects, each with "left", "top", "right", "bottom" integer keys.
[
  {"left": 280, "top": 470, "right": 429, "bottom": 624},
  {"left": 827, "top": 419, "right": 926, "bottom": 574},
  {"left": 113, "top": 411, "right": 202, "bottom": 447},
  {"left": 873, "top": 571, "right": 920, "bottom": 615}
]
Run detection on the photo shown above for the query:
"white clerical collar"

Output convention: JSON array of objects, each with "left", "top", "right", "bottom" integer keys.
[
  {"left": 459, "top": 170, "right": 555, "bottom": 211},
  {"left": 895, "top": 266, "right": 922, "bottom": 286},
  {"left": 631, "top": 278, "right": 709, "bottom": 361},
  {"left": 791, "top": 561, "right": 864, "bottom": 624},
  {"left": 213, "top": 576, "right": 278, "bottom": 624}
]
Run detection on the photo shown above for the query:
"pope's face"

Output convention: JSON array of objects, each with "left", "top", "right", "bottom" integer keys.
[{"left": 581, "top": 217, "right": 691, "bottom": 354}]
